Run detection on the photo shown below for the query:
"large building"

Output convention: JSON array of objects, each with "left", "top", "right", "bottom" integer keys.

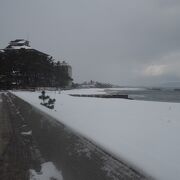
[
  {"left": 6, "top": 39, "right": 31, "bottom": 49},
  {"left": 61, "top": 61, "right": 72, "bottom": 86}
]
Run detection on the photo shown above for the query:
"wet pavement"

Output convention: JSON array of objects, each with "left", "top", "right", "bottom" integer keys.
[{"left": 0, "top": 93, "right": 43, "bottom": 180}]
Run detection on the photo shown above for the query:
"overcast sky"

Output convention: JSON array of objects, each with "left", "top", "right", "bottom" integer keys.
[{"left": 1, "top": 0, "right": 180, "bottom": 86}]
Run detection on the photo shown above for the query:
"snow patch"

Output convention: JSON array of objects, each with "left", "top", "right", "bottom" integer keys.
[
  {"left": 11, "top": 45, "right": 31, "bottom": 49},
  {"left": 29, "top": 162, "right": 63, "bottom": 180},
  {"left": 0, "top": 49, "right": 4, "bottom": 53},
  {"left": 21, "top": 124, "right": 27, "bottom": 128},
  {"left": 64, "top": 88, "right": 106, "bottom": 95},
  {"left": 21, "top": 130, "right": 32, "bottom": 136}
]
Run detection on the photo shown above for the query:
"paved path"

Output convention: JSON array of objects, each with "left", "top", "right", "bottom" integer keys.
[
  {"left": 0, "top": 93, "right": 11, "bottom": 157},
  {"left": 0, "top": 93, "right": 42, "bottom": 180}
]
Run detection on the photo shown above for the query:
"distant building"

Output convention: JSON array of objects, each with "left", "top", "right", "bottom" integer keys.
[
  {"left": 55, "top": 61, "right": 72, "bottom": 87},
  {"left": 79, "top": 80, "right": 113, "bottom": 88},
  {"left": 61, "top": 61, "right": 72, "bottom": 78},
  {"left": 6, "top": 39, "right": 31, "bottom": 49}
]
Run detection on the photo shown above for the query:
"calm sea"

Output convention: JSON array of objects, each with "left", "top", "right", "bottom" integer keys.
[{"left": 108, "top": 88, "right": 180, "bottom": 103}]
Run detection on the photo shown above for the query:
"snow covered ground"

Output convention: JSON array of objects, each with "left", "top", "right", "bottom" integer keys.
[
  {"left": 66, "top": 88, "right": 106, "bottom": 95},
  {"left": 12, "top": 88, "right": 180, "bottom": 180}
]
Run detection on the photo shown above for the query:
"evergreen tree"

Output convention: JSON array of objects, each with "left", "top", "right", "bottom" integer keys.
[{"left": 0, "top": 48, "right": 72, "bottom": 89}]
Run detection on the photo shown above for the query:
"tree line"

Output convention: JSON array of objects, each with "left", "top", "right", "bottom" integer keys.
[{"left": 0, "top": 49, "right": 72, "bottom": 89}]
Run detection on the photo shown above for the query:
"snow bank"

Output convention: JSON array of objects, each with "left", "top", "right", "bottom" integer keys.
[
  {"left": 13, "top": 89, "right": 180, "bottom": 180},
  {"left": 29, "top": 162, "right": 63, "bottom": 180},
  {"left": 106, "top": 87, "right": 146, "bottom": 91},
  {"left": 63, "top": 87, "right": 145, "bottom": 95},
  {"left": 64, "top": 88, "right": 106, "bottom": 95},
  {"left": 21, "top": 130, "right": 32, "bottom": 136}
]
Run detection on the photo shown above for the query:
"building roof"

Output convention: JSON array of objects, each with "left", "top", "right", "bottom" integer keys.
[{"left": 6, "top": 39, "right": 31, "bottom": 50}]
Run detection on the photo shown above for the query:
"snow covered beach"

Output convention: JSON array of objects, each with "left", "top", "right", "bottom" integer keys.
[{"left": 13, "top": 88, "right": 180, "bottom": 180}]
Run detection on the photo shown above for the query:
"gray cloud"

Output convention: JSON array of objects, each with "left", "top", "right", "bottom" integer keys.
[{"left": 1, "top": 0, "right": 180, "bottom": 86}]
